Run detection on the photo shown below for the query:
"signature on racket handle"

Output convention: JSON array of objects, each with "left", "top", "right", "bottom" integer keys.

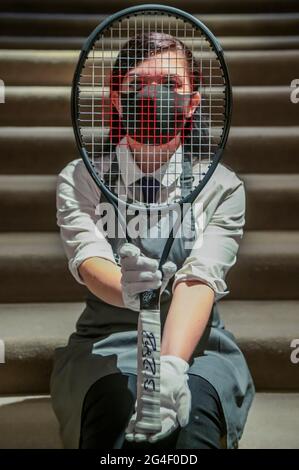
[
  {"left": 135, "top": 309, "right": 162, "bottom": 433},
  {"left": 140, "top": 288, "right": 161, "bottom": 310}
]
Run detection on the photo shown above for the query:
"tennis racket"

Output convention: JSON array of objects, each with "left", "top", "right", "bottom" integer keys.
[{"left": 71, "top": 4, "right": 232, "bottom": 435}]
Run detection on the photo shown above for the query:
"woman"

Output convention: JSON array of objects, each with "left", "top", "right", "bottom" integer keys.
[{"left": 50, "top": 32, "right": 255, "bottom": 450}]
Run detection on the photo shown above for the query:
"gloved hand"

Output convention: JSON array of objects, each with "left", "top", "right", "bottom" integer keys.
[
  {"left": 125, "top": 354, "right": 192, "bottom": 443},
  {"left": 119, "top": 243, "right": 177, "bottom": 311}
]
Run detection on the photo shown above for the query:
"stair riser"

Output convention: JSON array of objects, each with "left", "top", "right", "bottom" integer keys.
[
  {"left": 0, "top": 341, "right": 297, "bottom": 394},
  {"left": 1, "top": 88, "right": 297, "bottom": 126},
  {"left": 0, "top": 128, "right": 76, "bottom": 175},
  {"left": 0, "top": 395, "right": 63, "bottom": 449},
  {"left": 1, "top": 176, "right": 298, "bottom": 231},
  {"left": 2, "top": 0, "right": 299, "bottom": 14},
  {"left": 1, "top": 13, "right": 299, "bottom": 37},
  {"left": 0, "top": 127, "right": 298, "bottom": 174},
  {"left": 244, "top": 346, "right": 299, "bottom": 391},
  {"left": 228, "top": 52, "right": 299, "bottom": 86},
  {"left": 0, "top": 233, "right": 298, "bottom": 302},
  {"left": 1, "top": 393, "right": 298, "bottom": 449},
  {"left": 1, "top": 52, "right": 298, "bottom": 86},
  {"left": 1, "top": 35, "right": 299, "bottom": 51},
  {"left": 225, "top": 128, "right": 299, "bottom": 174},
  {"left": 226, "top": 251, "right": 299, "bottom": 300}
]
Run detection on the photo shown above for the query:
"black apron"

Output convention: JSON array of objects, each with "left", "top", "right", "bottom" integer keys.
[{"left": 50, "top": 154, "right": 255, "bottom": 449}]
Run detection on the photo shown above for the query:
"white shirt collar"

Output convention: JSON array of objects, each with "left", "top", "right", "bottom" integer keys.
[{"left": 115, "top": 135, "right": 183, "bottom": 190}]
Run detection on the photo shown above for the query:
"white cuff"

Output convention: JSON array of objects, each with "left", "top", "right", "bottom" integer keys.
[
  {"left": 68, "top": 243, "right": 117, "bottom": 285},
  {"left": 172, "top": 271, "right": 229, "bottom": 302}
]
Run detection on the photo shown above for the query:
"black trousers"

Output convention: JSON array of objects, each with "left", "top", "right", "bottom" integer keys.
[{"left": 79, "top": 372, "right": 227, "bottom": 449}]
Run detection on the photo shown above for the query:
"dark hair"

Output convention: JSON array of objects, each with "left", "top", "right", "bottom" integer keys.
[{"left": 106, "top": 32, "right": 209, "bottom": 156}]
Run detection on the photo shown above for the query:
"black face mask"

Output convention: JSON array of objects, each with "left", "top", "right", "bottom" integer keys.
[{"left": 120, "top": 84, "right": 192, "bottom": 146}]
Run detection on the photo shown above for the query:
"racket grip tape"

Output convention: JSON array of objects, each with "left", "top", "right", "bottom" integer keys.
[{"left": 135, "top": 309, "right": 162, "bottom": 433}]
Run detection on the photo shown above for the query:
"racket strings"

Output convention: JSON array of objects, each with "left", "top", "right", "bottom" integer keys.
[{"left": 77, "top": 11, "right": 227, "bottom": 206}]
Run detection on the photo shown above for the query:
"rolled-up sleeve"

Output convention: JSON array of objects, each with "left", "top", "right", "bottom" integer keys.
[
  {"left": 172, "top": 176, "right": 246, "bottom": 301},
  {"left": 56, "top": 160, "right": 116, "bottom": 285}
]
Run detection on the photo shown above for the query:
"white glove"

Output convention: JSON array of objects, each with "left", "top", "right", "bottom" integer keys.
[
  {"left": 119, "top": 243, "right": 177, "bottom": 311},
  {"left": 125, "top": 354, "right": 192, "bottom": 443}
]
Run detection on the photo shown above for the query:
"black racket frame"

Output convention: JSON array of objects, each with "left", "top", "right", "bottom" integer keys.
[{"left": 71, "top": 3, "right": 232, "bottom": 309}]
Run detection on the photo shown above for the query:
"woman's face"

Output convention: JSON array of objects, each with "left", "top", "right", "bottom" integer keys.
[{"left": 111, "top": 49, "right": 200, "bottom": 152}]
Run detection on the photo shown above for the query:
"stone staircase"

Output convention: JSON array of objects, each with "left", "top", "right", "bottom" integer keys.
[{"left": 0, "top": 0, "right": 299, "bottom": 449}]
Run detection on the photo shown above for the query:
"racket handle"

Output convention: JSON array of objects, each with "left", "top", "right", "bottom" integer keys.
[
  {"left": 135, "top": 309, "right": 162, "bottom": 433},
  {"left": 140, "top": 289, "right": 160, "bottom": 310}
]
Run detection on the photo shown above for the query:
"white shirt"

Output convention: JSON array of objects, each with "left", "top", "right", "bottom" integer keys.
[
  {"left": 117, "top": 136, "right": 183, "bottom": 189},
  {"left": 56, "top": 137, "right": 246, "bottom": 301}
]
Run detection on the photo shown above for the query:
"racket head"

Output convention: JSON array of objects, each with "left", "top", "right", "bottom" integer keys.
[{"left": 71, "top": 4, "right": 232, "bottom": 212}]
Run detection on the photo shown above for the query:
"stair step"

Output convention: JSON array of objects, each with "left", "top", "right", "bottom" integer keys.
[
  {"left": 0, "top": 127, "right": 75, "bottom": 175},
  {"left": 0, "top": 86, "right": 71, "bottom": 127},
  {"left": 0, "top": 176, "right": 56, "bottom": 232},
  {"left": 0, "top": 395, "right": 63, "bottom": 449},
  {"left": 1, "top": 49, "right": 298, "bottom": 86},
  {"left": 1, "top": 12, "right": 299, "bottom": 37},
  {"left": 0, "top": 392, "right": 298, "bottom": 448},
  {"left": 222, "top": 35, "right": 299, "bottom": 50},
  {"left": 225, "top": 127, "right": 299, "bottom": 174},
  {"left": 0, "top": 302, "right": 83, "bottom": 394},
  {"left": 242, "top": 174, "right": 299, "bottom": 230},
  {"left": 232, "top": 87, "right": 298, "bottom": 126},
  {"left": 0, "top": 174, "right": 298, "bottom": 232},
  {"left": 227, "top": 50, "right": 299, "bottom": 86},
  {"left": 0, "top": 233, "right": 85, "bottom": 303},
  {"left": 239, "top": 393, "right": 299, "bottom": 449},
  {"left": 2, "top": 0, "right": 299, "bottom": 14},
  {"left": 0, "top": 300, "right": 298, "bottom": 394},
  {"left": 0, "top": 127, "right": 298, "bottom": 175},
  {"left": 1, "top": 35, "right": 299, "bottom": 51},
  {"left": 0, "top": 50, "right": 77, "bottom": 86},
  {"left": 1, "top": 86, "right": 297, "bottom": 127},
  {"left": 0, "top": 231, "right": 298, "bottom": 302},
  {"left": 218, "top": 301, "right": 299, "bottom": 391},
  {"left": 227, "top": 231, "right": 299, "bottom": 300}
]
